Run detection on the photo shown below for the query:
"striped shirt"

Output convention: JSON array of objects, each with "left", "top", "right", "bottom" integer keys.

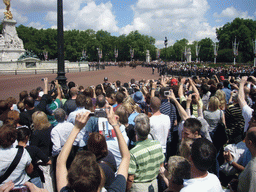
[
  {"left": 128, "top": 139, "right": 165, "bottom": 183},
  {"left": 160, "top": 99, "right": 177, "bottom": 134},
  {"left": 225, "top": 103, "right": 245, "bottom": 142}
]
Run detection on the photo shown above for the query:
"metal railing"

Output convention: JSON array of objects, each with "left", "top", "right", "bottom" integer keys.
[{"left": 0, "top": 65, "right": 105, "bottom": 75}]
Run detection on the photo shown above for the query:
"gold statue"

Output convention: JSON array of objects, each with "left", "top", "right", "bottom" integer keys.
[{"left": 3, "top": 0, "right": 13, "bottom": 20}]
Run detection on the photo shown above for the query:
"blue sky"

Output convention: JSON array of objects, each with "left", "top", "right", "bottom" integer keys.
[{"left": 0, "top": 0, "right": 255, "bottom": 48}]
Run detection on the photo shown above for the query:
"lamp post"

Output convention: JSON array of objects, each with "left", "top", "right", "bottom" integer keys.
[
  {"left": 114, "top": 47, "right": 118, "bottom": 63},
  {"left": 130, "top": 48, "right": 134, "bottom": 62},
  {"left": 56, "top": 0, "right": 67, "bottom": 87},
  {"left": 164, "top": 37, "right": 168, "bottom": 66},
  {"left": 233, "top": 36, "right": 239, "bottom": 65},
  {"left": 253, "top": 38, "right": 256, "bottom": 67},
  {"left": 213, "top": 41, "right": 219, "bottom": 64},
  {"left": 195, "top": 43, "right": 200, "bottom": 63}
]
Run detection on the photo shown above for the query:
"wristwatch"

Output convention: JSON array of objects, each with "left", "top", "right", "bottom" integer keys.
[{"left": 229, "top": 160, "right": 234, "bottom": 165}]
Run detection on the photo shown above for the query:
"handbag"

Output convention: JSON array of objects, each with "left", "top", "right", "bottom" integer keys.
[
  {"left": 211, "top": 111, "right": 228, "bottom": 152},
  {"left": 0, "top": 147, "right": 24, "bottom": 184}
]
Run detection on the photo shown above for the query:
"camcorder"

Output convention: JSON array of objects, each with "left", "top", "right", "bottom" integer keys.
[{"left": 89, "top": 108, "right": 110, "bottom": 118}]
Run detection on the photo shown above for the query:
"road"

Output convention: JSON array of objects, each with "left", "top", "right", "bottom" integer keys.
[{"left": 0, "top": 66, "right": 159, "bottom": 101}]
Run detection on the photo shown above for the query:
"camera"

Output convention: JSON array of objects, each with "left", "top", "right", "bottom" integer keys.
[
  {"left": 10, "top": 186, "right": 29, "bottom": 192},
  {"left": 89, "top": 108, "right": 109, "bottom": 118},
  {"left": 164, "top": 91, "right": 170, "bottom": 96}
]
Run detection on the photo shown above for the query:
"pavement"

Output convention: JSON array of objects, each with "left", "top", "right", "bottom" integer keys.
[{"left": 0, "top": 66, "right": 160, "bottom": 101}]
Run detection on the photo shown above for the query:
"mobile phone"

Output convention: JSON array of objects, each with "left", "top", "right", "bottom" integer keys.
[{"left": 164, "top": 91, "right": 170, "bottom": 96}]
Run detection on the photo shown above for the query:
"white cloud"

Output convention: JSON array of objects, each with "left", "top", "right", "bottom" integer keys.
[
  {"left": 120, "top": 0, "right": 215, "bottom": 47},
  {"left": 27, "top": 21, "right": 44, "bottom": 29},
  {"left": 45, "top": 1, "right": 119, "bottom": 32},
  {"left": 214, "top": 6, "right": 255, "bottom": 20}
]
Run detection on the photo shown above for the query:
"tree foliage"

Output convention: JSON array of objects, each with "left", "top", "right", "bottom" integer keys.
[{"left": 0, "top": 17, "right": 255, "bottom": 63}]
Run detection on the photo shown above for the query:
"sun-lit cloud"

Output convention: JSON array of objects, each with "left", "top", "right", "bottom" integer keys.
[
  {"left": 120, "top": 0, "right": 216, "bottom": 47},
  {"left": 213, "top": 6, "right": 255, "bottom": 20}
]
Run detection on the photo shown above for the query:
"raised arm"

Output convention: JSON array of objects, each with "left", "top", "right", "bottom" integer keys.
[
  {"left": 178, "top": 78, "right": 186, "bottom": 99},
  {"left": 168, "top": 90, "right": 188, "bottom": 121},
  {"left": 188, "top": 78, "right": 200, "bottom": 96},
  {"left": 56, "top": 112, "right": 90, "bottom": 192},
  {"left": 106, "top": 105, "right": 130, "bottom": 180},
  {"left": 238, "top": 76, "right": 248, "bottom": 109}
]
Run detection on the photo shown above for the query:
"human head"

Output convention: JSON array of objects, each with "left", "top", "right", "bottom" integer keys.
[
  {"left": 183, "top": 118, "right": 202, "bottom": 139},
  {"left": 134, "top": 113, "right": 150, "bottom": 140},
  {"left": 54, "top": 108, "right": 66, "bottom": 123},
  {"left": 116, "top": 92, "right": 125, "bottom": 104},
  {"left": 87, "top": 132, "right": 108, "bottom": 160},
  {"left": 67, "top": 151, "right": 102, "bottom": 192},
  {"left": 179, "top": 138, "right": 194, "bottom": 160},
  {"left": 32, "top": 111, "right": 51, "bottom": 130},
  {"left": 70, "top": 87, "right": 78, "bottom": 98},
  {"left": 208, "top": 96, "right": 220, "bottom": 111},
  {"left": 6, "top": 110, "right": 20, "bottom": 126},
  {"left": 0, "top": 100, "right": 8, "bottom": 115},
  {"left": 68, "top": 81, "right": 76, "bottom": 89},
  {"left": 96, "top": 95, "right": 106, "bottom": 108},
  {"left": 232, "top": 92, "right": 239, "bottom": 103},
  {"left": 19, "top": 90, "right": 28, "bottom": 102},
  {"left": 150, "top": 97, "right": 161, "bottom": 112},
  {"left": 115, "top": 105, "right": 128, "bottom": 125},
  {"left": 0, "top": 124, "right": 17, "bottom": 148},
  {"left": 191, "top": 138, "right": 217, "bottom": 172},
  {"left": 6, "top": 97, "right": 17, "bottom": 109},
  {"left": 132, "top": 91, "right": 144, "bottom": 104},
  {"left": 223, "top": 80, "right": 229, "bottom": 88},
  {"left": 17, "top": 126, "right": 31, "bottom": 142},
  {"left": 30, "top": 89, "right": 39, "bottom": 100},
  {"left": 76, "top": 94, "right": 87, "bottom": 108},
  {"left": 24, "top": 96, "right": 35, "bottom": 109},
  {"left": 116, "top": 80, "right": 121, "bottom": 87},
  {"left": 84, "top": 87, "right": 93, "bottom": 98},
  {"left": 166, "top": 156, "right": 191, "bottom": 186},
  {"left": 245, "top": 127, "right": 256, "bottom": 150}
]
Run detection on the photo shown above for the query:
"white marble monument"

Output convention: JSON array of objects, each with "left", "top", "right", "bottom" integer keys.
[{"left": 0, "top": 0, "right": 25, "bottom": 61}]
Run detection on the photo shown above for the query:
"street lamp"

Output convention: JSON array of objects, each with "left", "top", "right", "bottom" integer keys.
[
  {"left": 56, "top": 0, "right": 67, "bottom": 87},
  {"left": 195, "top": 43, "right": 200, "bottom": 63},
  {"left": 130, "top": 48, "right": 134, "bottom": 61},
  {"left": 164, "top": 37, "right": 168, "bottom": 66},
  {"left": 253, "top": 38, "right": 256, "bottom": 67},
  {"left": 213, "top": 41, "right": 219, "bottom": 64},
  {"left": 233, "top": 36, "right": 239, "bottom": 65},
  {"left": 114, "top": 47, "right": 118, "bottom": 63}
]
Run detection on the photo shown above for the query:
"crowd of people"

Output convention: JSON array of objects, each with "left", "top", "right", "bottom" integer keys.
[{"left": 1, "top": 69, "right": 256, "bottom": 192}]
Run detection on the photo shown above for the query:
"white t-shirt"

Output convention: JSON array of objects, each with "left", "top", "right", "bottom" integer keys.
[
  {"left": 150, "top": 114, "right": 170, "bottom": 154},
  {"left": 0, "top": 147, "right": 31, "bottom": 186},
  {"left": 181, "top": 172, "right": 223, "bottom": 192},
  {"left": 242, "top": 105, "right": 253, "bottom": 133}
]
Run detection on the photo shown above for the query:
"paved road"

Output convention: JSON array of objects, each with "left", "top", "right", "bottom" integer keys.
[{"left": 0, "top": 66, "right": 159, "bottom": 101}]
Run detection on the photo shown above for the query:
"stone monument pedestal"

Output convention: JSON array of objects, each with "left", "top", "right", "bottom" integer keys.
[{"left": 0, "top": 19, "right": 25, "bottom": 61}]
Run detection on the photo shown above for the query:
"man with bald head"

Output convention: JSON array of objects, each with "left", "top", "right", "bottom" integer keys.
[
  {"left": 19, "top": 96, "right": 38, "bottom": 127},
  {"left": 150, "top": 97, "right": 170, "bottom": 154},
  {"left": 237, "top": 127, "right": 256, "bottom": 192},
  {"left": 62, "top": 87, "right": 78, "bottom": 115}
]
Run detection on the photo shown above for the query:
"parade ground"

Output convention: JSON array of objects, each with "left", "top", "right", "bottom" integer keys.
[{"left": 0, "top": 66, "right": 160, "bottom": 101}]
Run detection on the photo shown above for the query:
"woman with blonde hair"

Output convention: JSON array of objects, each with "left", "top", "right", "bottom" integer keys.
[
  {"left": 122, "top": 96, "right": 140, "bottom": 125},
  {"left": 203, "top": 96, "right": 225, "bottom": 134},
  {"left": 30, "top": 111, "right": 54, "bottom": 192},
  {"left": 215, "top": 89, "right": 227, "bottom": 110}
]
